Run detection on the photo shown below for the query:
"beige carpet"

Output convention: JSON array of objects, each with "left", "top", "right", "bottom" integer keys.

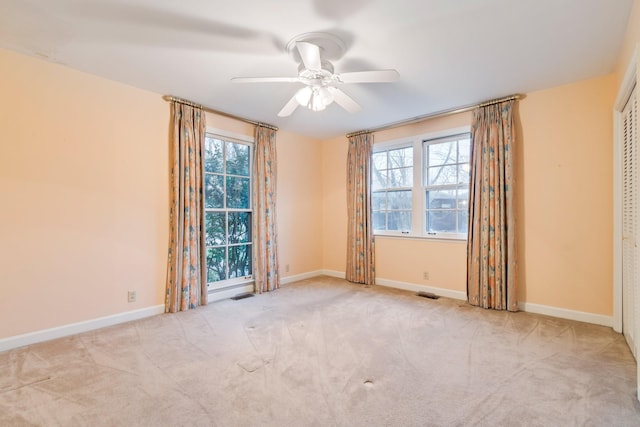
[{"left": 1, "top": 276, "right": 639, "bottom": 426}]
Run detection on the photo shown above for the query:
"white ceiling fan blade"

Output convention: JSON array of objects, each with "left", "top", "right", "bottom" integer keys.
[
  {"left": 278, "top": 94, "right": 300, "bottom": 117},
  {"left": 327, "top": 87, "right": 361, "bottom": 113},
  {"left": 334, "top": 69, "right": 400, "bottom": 83},
  {"left": 231, "top": 76, "right": 300, "bottom": 83},
  {"left": 296, "top": 41, "right": 322, "bottom": 71}
]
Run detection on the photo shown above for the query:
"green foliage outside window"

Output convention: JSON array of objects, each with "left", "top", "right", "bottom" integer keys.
[{"left": 204, "top": 137, "right": 252, "bottom": 284}]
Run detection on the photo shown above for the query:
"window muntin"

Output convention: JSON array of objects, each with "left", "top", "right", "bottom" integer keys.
[
  {"left": 372, "top": 146, "right": 413, "bottom": 232},
  {"left": 371, "top": 128, "right": 471, "bottom": 240},
  {"left": 204, "top": 136, "right": 252, "bottom": 287},
  {"left": 424, "top": 133, "right": 471, "bottom": 237}
]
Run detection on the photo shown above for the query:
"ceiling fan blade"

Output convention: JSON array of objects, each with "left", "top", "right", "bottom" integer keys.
[
  {"left": 327, "top": 87, "right": 361, "bottom": 113},
  {"left": 334, "top": 69, "right": 400, "bottom": 83},
  {"left": 278, "top": 94, "right": 300, "bottom": 117},
  {"left": 231, "top": 77, "right": 300, "bottom": 83},
  {"left": 296, "top": 41, "right": 322, "bottom": 71}
]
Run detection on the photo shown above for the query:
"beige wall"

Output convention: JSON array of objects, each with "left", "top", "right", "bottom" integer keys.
[
  {"left": 321, "top": 75, "right": 617, "bottom": 316},
  {"left": 517, "top": 75, "right": 615, "bottom": 314},
  {"left": 276, "top": 130, "right": 324, "bottom": 276},
  {"left": 321, "top": 135, "right": 348, "bottom": 272},
  {"left": 0, "top": 48, "right": 169, "bottom": 338},
  {"left": 0, "top": 48, "right": 323, "bottom": 339}
]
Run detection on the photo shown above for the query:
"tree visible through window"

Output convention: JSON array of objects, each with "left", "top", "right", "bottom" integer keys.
[
  {"left": 372, "top": 146, "right": 413, "bottom": 231},
  {"left": 424, "top": 133, "right": 470, "bottom": 235},
  {"left": 371, "top": 129, "right": 471, "bottom": 239},
  {"left": 204, "top": 136, "right": 252, "bottom": 286}
]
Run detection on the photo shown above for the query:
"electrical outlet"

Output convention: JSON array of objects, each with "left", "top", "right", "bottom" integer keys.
[
  {"left": 127, "top": 291, "right": 136, "bottom": 303},
  {"left": 423, "top": 272, "right": 429, "bottom": 280},
  {"left": 285, "top": 264, "right": 290, "bottom": 273}
]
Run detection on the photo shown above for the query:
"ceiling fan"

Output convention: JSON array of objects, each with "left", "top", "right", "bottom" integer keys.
[{"left": 231, "top": 32, "right": 400, "bottom": 117}]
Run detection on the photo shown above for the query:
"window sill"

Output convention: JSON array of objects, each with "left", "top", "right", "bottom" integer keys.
[
  {"left": 373, "top": 233, "right": 467, "bottom": 243},
  {"left": 208, "top": 276, "right": 254, "bottom": 292}
]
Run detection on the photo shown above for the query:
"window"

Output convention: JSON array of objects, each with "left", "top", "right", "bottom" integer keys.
[
  {"left": 424, "top": 134, "right": 471, "bottom": 236},
  {"left": 204, "top": 135, "right": 253, "bottom": 288},
  {"left": 372, "top": 129, "right": 471, "bottom": 239},
  {"left": 372, "top": 146, "right": 413, "bottom": 232}
]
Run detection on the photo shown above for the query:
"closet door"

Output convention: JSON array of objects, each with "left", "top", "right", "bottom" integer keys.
[{"left": 622, "top": 86, "right": 638, "bottom": 358}]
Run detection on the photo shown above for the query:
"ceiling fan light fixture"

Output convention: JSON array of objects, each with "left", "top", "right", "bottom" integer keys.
[
  {"left": 309, "top": 90, "right": 327, "bottom": 111},
  {"left": 234, "top": 33, "right": 398, "bottom": 116},
  {"left": 295, "top": 86, "right": 312, "bottom": 106},
  {"left": 295, "top": 86, "right": 334, "bottom": 112},
  {"left": 318, "top": 86, "right": 334, "bottom": 106}
]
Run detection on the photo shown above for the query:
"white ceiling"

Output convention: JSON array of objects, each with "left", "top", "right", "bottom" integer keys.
[{"left": 0, "top": 0, "right": 633, "bottom": 139}]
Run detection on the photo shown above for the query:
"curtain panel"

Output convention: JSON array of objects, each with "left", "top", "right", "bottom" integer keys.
[
  {"left": 165, "top": 102, "right": 208, "bottom": 312},
  {"left": 346, "top": 133, "right": 375, "bottom": 285},
  {"left": 467, "top": 100, "right": 517, "bottom": 311},
  {"left": 253, "top": 126, "right": 280, "bottom": 293}
]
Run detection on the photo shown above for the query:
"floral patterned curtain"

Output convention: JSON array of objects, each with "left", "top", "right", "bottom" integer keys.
[
  {"left": 467, "top": 100, "right": 517, "bottom": 311},
  {"left": 253, "top": 126, "right": 280, "bottom": 293},
  {"left": 165, "top": 102, "right": 207, "bottom": 313},
  {"left": 346, "top": 133, "right": 375, "bottom": 285}
]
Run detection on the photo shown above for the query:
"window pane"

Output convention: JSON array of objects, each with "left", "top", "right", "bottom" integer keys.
[
  {"left": 389, "top": 147, "right": 413, "bottom": 168},
  {"left": 206, "top": 247, "right": 226, "bottom": 283},
  {"left": 373, "top": 212, "right": 386, "bottom": 230},
  {"left": 458, "top": 210, "right": 469, "bottom": 234},
  {"left": 205, "top": 174, "right": 224, "bottom": 208},
  {"left": 204, "top": 138, "right": 223, "bottom": 173},
  {"left": 388, "top": 190, "right": 412, "bottom": 210},
  {"left": 204, "top": 212, "right": 226, "bottom": 246},
  {"left": 458, "top": 138, "right": 471, "bottom": 163},
  {"left": 226, "top": 176, "right": 250, "bottom": 209},
  {"left": 226, "top": 141, "right": 250, "bottom": 176},
  {"left": 228, "top": 212, "right": 251, "bottom": 243},
  {"left": 428, "top": 165, "right": 458, "bottom": 186},
  {"left": 205, "top": 212, "right": 226, "bottom": 246},
  {"left": 427, "top": 210, "right": 456, "bottom": 233},
  {"left": 458, "top": 164, "right": 470, "bottom": 184},
  {"left": 372, "top": 151, "right": 387, "bottom": 171},
  {"left": 457, "top": 189, "right": 469, "bottom": 210},
  {"left": 427, "top": 190, "right": 456, "bottom": 209},
  {"left": 372, "top": 169, "right": 387, "bottom": 191},
  {"left": 229, "top": 245, "right": 252, "bottom": 278},
  {"left": 428, "top": 141, "right": 456, "bottom": 166},
  {"left": 389, "top": 167, "right": 412, "bottom": 188},
  {"left": 372, "top": 192, "right": 386, "bottom": 210},
  {"left": 388, "top": 211, "right": 412, "bottom": 231}
]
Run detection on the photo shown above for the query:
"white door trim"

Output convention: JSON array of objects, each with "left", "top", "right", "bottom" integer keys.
[{"left": 613, "top": 47, "right": 638, "bottom": 334}]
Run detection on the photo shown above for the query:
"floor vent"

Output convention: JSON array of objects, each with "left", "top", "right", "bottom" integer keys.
[
  {"left": 417, "top": 291, "right": 439, "bottom": 300},
  {"left": 230, "top": 293, "right": 255, "bottom": 301}
]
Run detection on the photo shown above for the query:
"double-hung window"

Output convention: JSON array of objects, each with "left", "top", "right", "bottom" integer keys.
[
  {"left": 424, "top": 133, "right": 471, "bottom": 238},
  {"left": 203, "top": 134, "right": 253, "bottom": 289},
  {"left": 372, "top": 146, "right": 414, "bottom": 232},
  {"left": 371, "top": 128, "right": 471, "bottom": 240}
]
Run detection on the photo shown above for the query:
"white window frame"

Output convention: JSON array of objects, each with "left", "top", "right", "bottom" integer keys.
[
  {"left": 372, "top": 140, "right": 416, "bottom": 234},
  {"left": 204, "top": 129, "right": 254, "bottom": 291},
  {"left": 372, "top": 126, "right": 471, "bottom": 241}
]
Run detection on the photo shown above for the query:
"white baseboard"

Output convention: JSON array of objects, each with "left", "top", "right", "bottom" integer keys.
[
  {"left": 375, "top": 277, "right": 468, "bottom": 301},
  {"left": 1, "top": 272, "right": 614, "bottom": 354},
  {"left": 280, "top": 270, "right": 327, "bottom": 285},
  {"left": 298, "top": 270, "right": 614, "bottom": 328},
  {"left": 320, "top": 269, "right": 346, "bottom": 279},
  {"left": 518, "top": 302, "right": 613, "bottom": 327},
  {"left": 0, "top": 305, "right": 165, "bottom": 353}
]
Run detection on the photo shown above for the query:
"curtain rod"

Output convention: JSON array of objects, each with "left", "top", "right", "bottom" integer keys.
[
  {"left": 163, "top": 95, "right": 278, "bottom": 132},
  {"left": 346, "top": 94, "right": 522, "bottom": 138}
]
